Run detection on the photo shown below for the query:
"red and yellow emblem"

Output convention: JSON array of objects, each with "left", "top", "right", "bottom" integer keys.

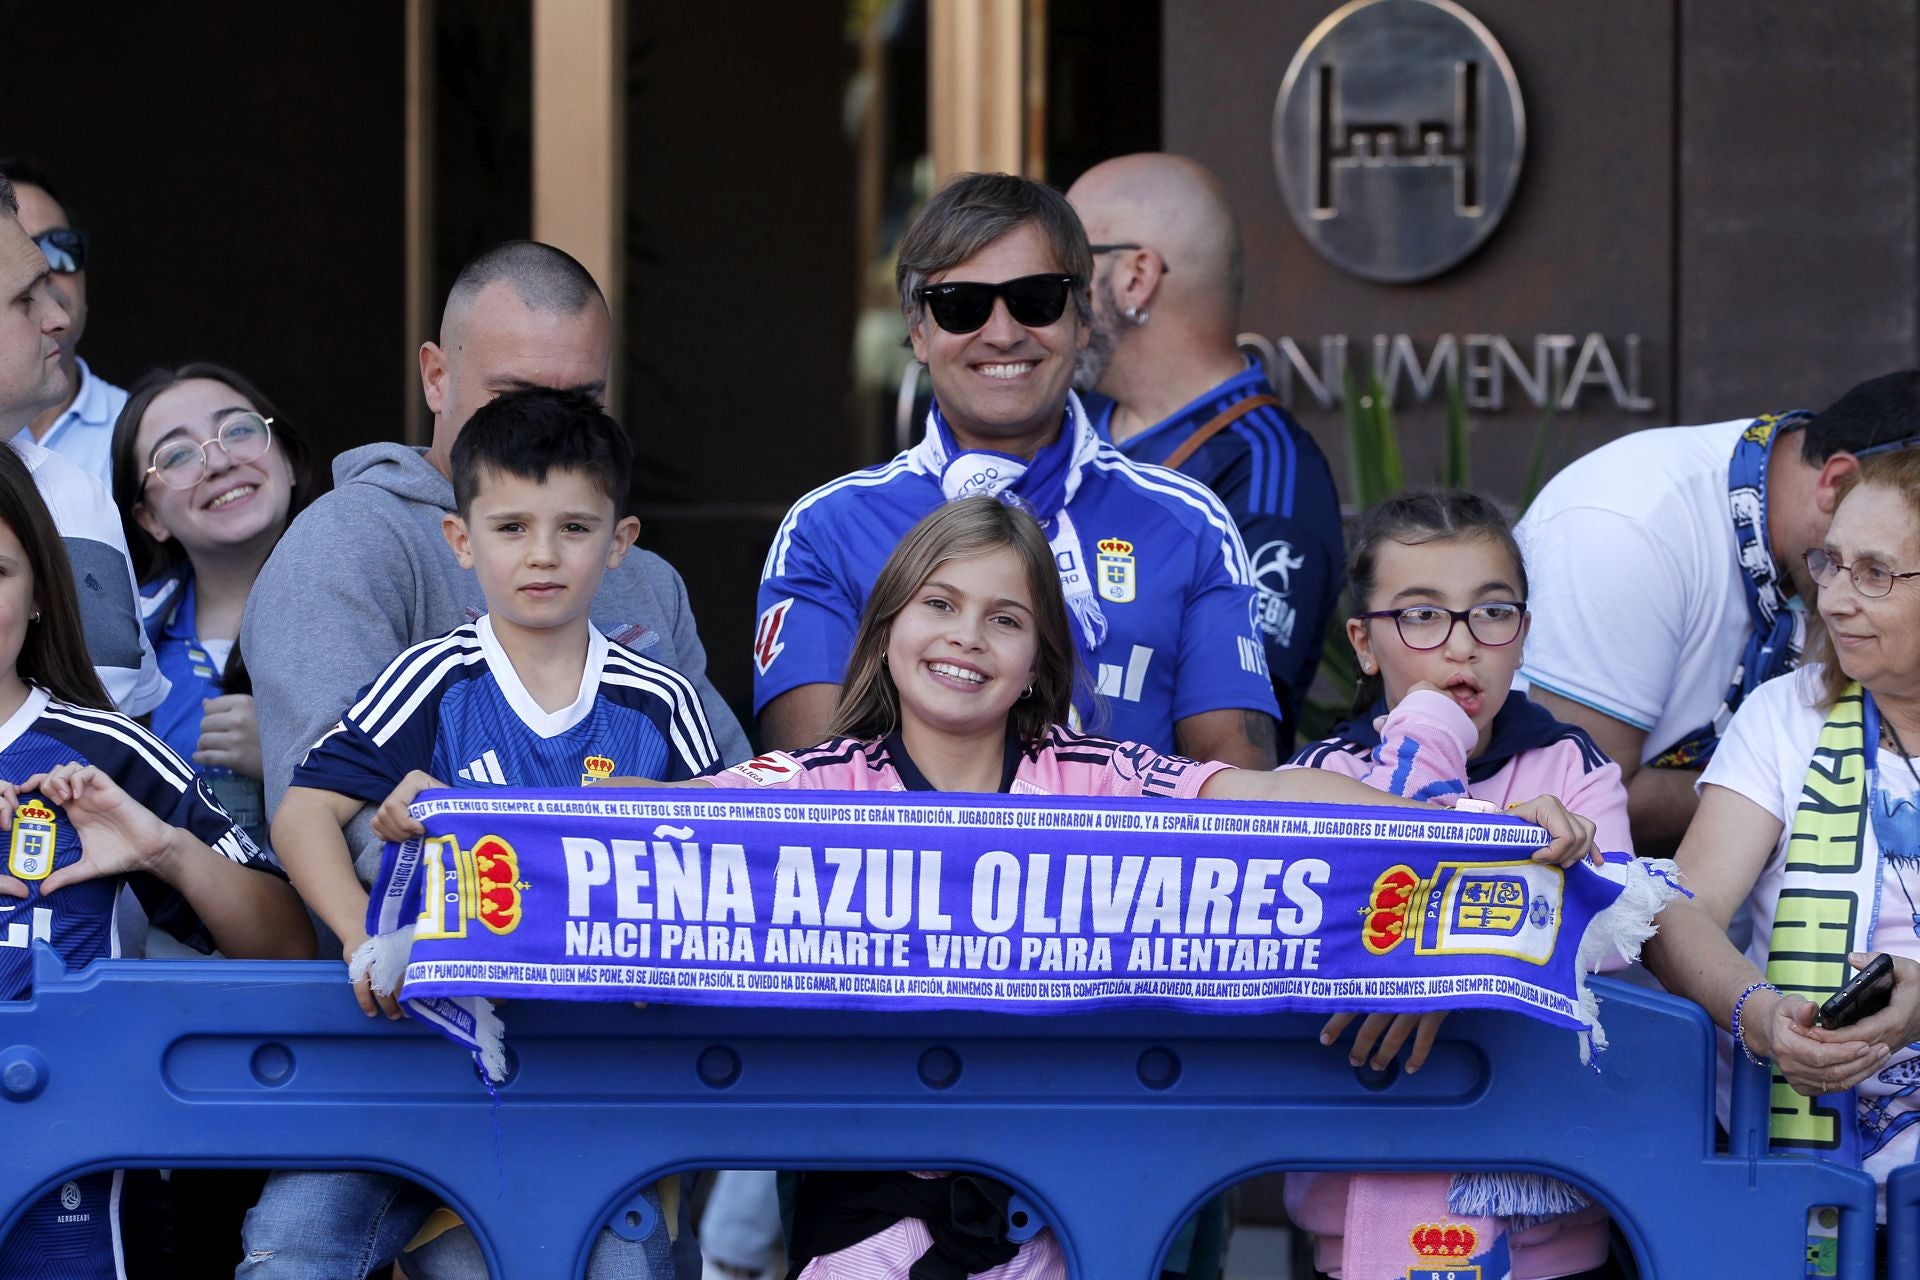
[
  {"left": 7, "top": 799, "right": 57, "bottom": 881},
  {"left": 1096, "top": 537, "right": 1137, "bottom": 604},
  {"left": 1411, "top": 1222, "right": 1478, "bottom": 1258},
  {"left": 417, "top": 833, "right": 527, "bottom": 939},
  {"left": 581, "top": 754, "right": 616, "bottom": 785},
  {"left": 1363, "top": 864, "right": 1421, "bottom": 955}
]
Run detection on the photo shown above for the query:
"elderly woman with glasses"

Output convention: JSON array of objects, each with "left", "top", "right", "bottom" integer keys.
[
  {"left": 110, "top": 363, "right": 317, "bottom": 849},
  {"left": 1645, "top": 441, "right": 1920, "bottom": 1207}
]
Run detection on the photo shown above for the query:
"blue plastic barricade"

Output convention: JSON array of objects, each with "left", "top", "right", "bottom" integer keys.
[{"left": 0, "top": 946, "right": 1879, "bottom": 1278}]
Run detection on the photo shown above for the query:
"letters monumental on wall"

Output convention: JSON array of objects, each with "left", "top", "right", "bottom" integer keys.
[{"left": 1253, "top": 0, "right": 1652, "bottom": 420}]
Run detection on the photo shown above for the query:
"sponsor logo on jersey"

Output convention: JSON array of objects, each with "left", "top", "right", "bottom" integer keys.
[
  {"left": 1251, "top": 539, "right": 1306, "bottom": 648},
  {"left": 1095, "top": 645, "right": 1154, "bottom": 704},
  {"left": 457, "top": 750, "right": 508, "bottom": 785},
  {"left": 728, "top": 752, "right": 802, "bottom": 787},
  {"left": 1096, "top": 537, "right": 1137, "bottom": 604},
  {"left": 1, "top": 905, "right": 51, "bottom": 950},
  {"left": 1237, "top": 634, "right": 1269, "bottom": 677},
  {"left": 7, "top": 800, "right": 57, "bottom": 881},
  {"left": 754, "top": 598, "right": 794, "bottom": 675},
  {"left": 581, "top": 754, "right": 616, "bottom": 785},
  {"left": 417, "top": 833, "right": 528, "bottom": 939}
]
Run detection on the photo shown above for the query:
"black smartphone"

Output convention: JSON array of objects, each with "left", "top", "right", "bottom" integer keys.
[{"left": 1818, "top": 953, "right": 1895, "bottom": 1030}]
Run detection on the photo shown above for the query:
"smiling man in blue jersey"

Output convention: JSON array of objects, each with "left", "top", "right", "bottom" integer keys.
[
  {"left": 1068, "top": 153, "right": 1343, "bottom": 752},
  {"left": 756, "top": 172, "right": 1280, "bottom": 767}
]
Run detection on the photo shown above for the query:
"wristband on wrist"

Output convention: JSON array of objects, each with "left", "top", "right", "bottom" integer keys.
[{"left": 1731, "top": 981, "right": 1779, "bottom": 1067}]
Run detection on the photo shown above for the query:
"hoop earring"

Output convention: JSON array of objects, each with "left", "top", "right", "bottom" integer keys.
[
  {"left": 28, "top": 611, "right": 39, "bottom": 624},
  {"left": 1123, "top": 306, "right": 1149, "bottom": 327},
  {"left": 1021, "top": 682, "right": 1035, "bottom": 700}
]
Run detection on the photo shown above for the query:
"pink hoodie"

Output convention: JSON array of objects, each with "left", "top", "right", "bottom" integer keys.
[{"left": 1282, "top": 688, "right": 1633, "bottom": 1280}]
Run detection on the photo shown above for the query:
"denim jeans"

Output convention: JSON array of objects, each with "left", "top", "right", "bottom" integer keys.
[{"left": 237, "top": 1170, "right": 691, "bottom": 1278}]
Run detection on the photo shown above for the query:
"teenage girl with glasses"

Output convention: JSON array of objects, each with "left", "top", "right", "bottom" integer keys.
[
  {"left": 110, "top": 364, "right": 317, "bottom": 852},
  {"left": 108, "top": 365, "right": 318, "bottom": 1274},
  {"left": 1284, "top": 490, "right": 1636, "bottom": 1280}
]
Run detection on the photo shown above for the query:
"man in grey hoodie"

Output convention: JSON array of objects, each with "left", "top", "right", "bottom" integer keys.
[{"left": 245, "top": 241, "right": 751, "bottom": 903}]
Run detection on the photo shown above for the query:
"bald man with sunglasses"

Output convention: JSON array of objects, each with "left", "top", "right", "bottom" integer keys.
[{"left": 755, "top": 172, "right": 1280, "bottom": 767}]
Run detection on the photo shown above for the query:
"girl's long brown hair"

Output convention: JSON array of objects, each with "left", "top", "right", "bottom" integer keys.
[
  {"left": 826, "top": 495, "right": 1081, "bottom": 746},
  {"left": 0, "top": 446, "right": 111, "bottom": 709}
]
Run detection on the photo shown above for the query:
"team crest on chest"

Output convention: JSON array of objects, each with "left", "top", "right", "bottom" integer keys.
[
  {"left": 8, "top": 800, "right": 56, "bottom": 881},
  {"left": 581, "top": 755, "right": 616, "bottom": 785},
  {"left": 1096, "top": 537, "right": 1136, "bottom": 604}
]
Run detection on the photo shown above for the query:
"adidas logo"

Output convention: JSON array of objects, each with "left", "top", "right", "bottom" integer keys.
[{"left": 456, "top": 749, "right": 507, "bottom": 785}]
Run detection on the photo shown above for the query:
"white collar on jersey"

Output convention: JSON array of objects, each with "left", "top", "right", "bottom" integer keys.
[
  {"left": 0, "top": 686, "right": 51, "bottom": 754},
  {"left": 476, "top": 615, "right": 610, "bottom": 739}
]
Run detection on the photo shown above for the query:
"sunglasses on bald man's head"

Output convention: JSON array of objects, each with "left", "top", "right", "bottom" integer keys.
[
  {"left": 914, "top": 273, "right": 1078, "bottom": 335},
  {"left": 32, "top": 228, "right": 88, "bottom": 274}
]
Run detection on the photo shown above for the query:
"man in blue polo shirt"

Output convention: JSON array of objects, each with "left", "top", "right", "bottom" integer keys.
[
  {"left": 1068, "top": 153, "right": 1343, "bottom": 751},
  {"left": 0, "top": 158, "right": 125, "bottom": 489},
  {"left": 755, "top": 171, "right": 1279, "bottom": 767}
]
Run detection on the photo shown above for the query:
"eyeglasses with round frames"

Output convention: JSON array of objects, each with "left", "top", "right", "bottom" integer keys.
[
  {"left": 1804, "top": 547, "right": 1920, "bottom": 599},
  {"left": 141, "top": 412, "right": 274, "bottom": 493},
  {"left": 1354, "top": 602, "right": 1527, "bottom": 651}
]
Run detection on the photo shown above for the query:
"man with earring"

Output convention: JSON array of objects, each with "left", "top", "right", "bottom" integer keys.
[{"left": 1068, "top": 153, "right": 1344, "bottom": 752}]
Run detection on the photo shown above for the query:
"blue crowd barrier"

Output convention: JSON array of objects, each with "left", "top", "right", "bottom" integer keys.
[{"left": 0, "top": 946, "right": 1881, "bottom": 1278}]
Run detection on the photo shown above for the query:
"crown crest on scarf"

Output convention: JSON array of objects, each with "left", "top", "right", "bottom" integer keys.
[
  {"left": 1410, "top": 1223, "right": 1479, "bottom": 1257},
  {"left": 472, "top": 835, "right": 526, "bottom": 935},
  {"left": 1363, "top": 864, "right": 1420, "bottom": 955}
]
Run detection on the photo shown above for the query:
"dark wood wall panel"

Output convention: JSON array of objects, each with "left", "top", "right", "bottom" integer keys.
[
  {"left": 1165, "top": 1, "right": 1675, "bottom": 500},
  {"left": 1676, "top": 0, "right": 1920, "bottom": 420},
  {"left": 1, "top": 0, "right": 407, "bottom": 463}
]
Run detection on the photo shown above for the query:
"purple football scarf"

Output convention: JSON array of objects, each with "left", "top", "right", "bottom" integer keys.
[{"left": 355, "top": 790, "right": 1682, "bottom": 1082}]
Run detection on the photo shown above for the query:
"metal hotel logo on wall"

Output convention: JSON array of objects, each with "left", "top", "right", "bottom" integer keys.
[{"left": 1273, "top": 0, "right": 1525, "bottom": 283}]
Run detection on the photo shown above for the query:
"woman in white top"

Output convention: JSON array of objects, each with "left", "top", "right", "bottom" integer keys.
[{"left": 1646, "top": 440, "right": 1920, "bottom": 1199}]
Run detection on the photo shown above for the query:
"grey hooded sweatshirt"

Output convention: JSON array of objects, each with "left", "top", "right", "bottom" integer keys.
[{"left": 244, "top": 443, "right": 751, "bottom": 885}]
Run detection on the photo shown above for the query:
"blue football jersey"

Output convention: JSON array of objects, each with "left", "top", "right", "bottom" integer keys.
[
  {"left": 1091, "top": 366, "right": 1345, "bottom": 748},
  {"left": 754, "top": 394, "right": 1278, "bottom": 754},
  {"left": 0, "top": 686, "right": 273, "bottom": 1277},
  {"left": 293, "top": 617, "right": 722, "bottom": 802}
]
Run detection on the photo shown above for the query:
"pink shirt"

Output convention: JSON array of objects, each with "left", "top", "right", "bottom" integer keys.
[
  {"left": 712, "top": 725, "right": 1224, "bottom": 1280},
  {"left": 710, "top": 726, "right": 1229, "bottom": 801},
  {"left": 1289, "top": 689, "right": 1634, "bottom": 858},
  {"left": 1283, "top": 689, "right": 1630, "bottom": 1280}
]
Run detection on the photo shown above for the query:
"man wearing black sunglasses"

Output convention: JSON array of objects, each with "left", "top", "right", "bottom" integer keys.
[
  {"left": 0, "top": 159, "right": 123, "bottom": 490},
  {"left": 756, "top": 172, "right": 1282, "bottom": 769},
  {"left": 1068, "top": 153, "right": 1344, "bottom": 754}
]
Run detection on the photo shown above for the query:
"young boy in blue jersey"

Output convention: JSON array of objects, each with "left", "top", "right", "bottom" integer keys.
[{"left": 251, "top": 387, "right": 715, "bottom": 1279}]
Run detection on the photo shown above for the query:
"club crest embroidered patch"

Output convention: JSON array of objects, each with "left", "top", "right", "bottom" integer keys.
[
  {"left": 7, "top": 800, "right": 56, "bottom": 881},
  {"left": 1096, "top": 537, "right": 1136, "bottom": 603},
  {"left": 414, "top": 833, "right": 527, "bottom": 939}
]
